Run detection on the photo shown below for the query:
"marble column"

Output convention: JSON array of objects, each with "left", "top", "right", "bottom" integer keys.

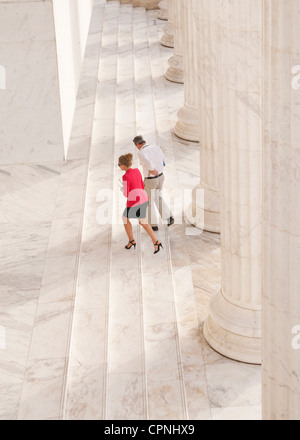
[
  {"left": 262, "top": 0, "right": 300, "bottom": 420},
  {"left": 174, "top": 0, "right": 199, "bottom": 142},
  {"left": 185, "top": 0, "right": 220, "bottom": 232},
  {"left": 160, "top": 0, "right": 174, "bottom": 48},
  {"left": 157, "top": 0, "right": 168, "bottom": 20},
  {"left": 165, "top": 0, "right": 184, "bottom": 83},
  {"left": 203, "top": 0, "right": 263, "bottom": 364}
]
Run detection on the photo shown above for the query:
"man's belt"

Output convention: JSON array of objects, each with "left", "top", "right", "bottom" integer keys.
[{"left": 145, "top": 173, "right": 163, "bottom": 180}]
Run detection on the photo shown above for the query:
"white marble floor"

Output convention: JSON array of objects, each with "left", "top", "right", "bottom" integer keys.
[{"left": 0, "top": 0, "right": 262, "bottom": 420}]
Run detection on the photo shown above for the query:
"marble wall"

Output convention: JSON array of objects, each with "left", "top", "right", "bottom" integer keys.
[
  {"left": 0, "top": 0, "right": 93, "bottom": 165},
  {"left": 52, "top": 0, "right": 94, "bottom": 156}
]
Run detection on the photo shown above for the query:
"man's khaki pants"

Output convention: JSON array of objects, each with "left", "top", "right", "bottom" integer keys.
[{"left": 143, "top": 174, "right": 172, "bottom": 227}]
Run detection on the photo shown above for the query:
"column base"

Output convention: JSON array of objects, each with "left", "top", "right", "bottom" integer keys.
[
  {"left": 160, "top": 35, "right": 174, "bottom": 48},
  {"left": 174, "top": 105, "right": 199, "bottom": 142},
  {"left": 165, "top": 55, "right": 184, "bottom": 84},
  {"left": 185, "top": 184, "right": 220, "bottom": 233},
  {"left": 203, "top": 291, "right": 262, "bottom": 365},
  {"left": 157, "top": 10, "right": 168, "bottom": 20},
  {"left": 160, "top": 24, "right": 174, "bottom": 48},
  {"left": 157, "top": 1, "right": 168, "bottom": 20}
]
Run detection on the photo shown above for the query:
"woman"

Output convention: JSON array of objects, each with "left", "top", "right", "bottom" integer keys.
[{"left": 118, "top": 153, "right": 163, "bottom": 254}]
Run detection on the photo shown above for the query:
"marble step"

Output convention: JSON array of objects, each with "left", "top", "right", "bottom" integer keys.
[
  {"left": 133, "top": 7, "right": 189, "bottom": 420},
  {"left": 10, "top": 0, "right": 109, "bottom": 421},
  {"left": 104, "top": 4, "right": 189, "bottom": 420},
  {"left": 106, "top": 3, "right": 148, "bottom": 420},
  {"left": 133, "top": 7, "right": 157, "bottom": 143},
  {"left": 62, "top": 0, "right": 121, "bottom": 420},
  {"left": 63, "top": 1, "right": 208, "bottom": 421},
  {"left": 0, "top": 0, "right": 261, "bottom": 422},
  {"left": 145, "top": 10, "right": 212, "bottom": 419}
]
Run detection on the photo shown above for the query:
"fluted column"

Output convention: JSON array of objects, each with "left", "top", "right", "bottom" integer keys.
[
  {"left": 203, "top": 0, "right": 263, "bottom": 364},
  {"left": 157, "top": 0, "right": 168, "bottom": 20},
  {"left": 174, "top": 0, "right": 199, "bottom": 142},
  {"left": 185, "top": 0, "right": 220, "bottom": 232},
  {"left": 262, "top": 0, "right": 300, "bottom": 420},
  {"left": 165, "top": 0, "right": 184, "bottom": 83},
  {"left": 160, "top": 0, "right": 174, "bottom": 48}
]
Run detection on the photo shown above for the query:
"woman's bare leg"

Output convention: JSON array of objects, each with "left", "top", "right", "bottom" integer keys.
[
  {"left": 122, "top": 216, "right": 135, "bottom": 243},
  {"left": 139, "top": 218, "right": 159, "bottom": 245}
]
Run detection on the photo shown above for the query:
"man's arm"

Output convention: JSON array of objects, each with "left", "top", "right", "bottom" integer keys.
[
  {"left": 148, "top": 169, "right": 159, "bottom": 176},
  {"left": 139, "top": 150, "right": 158, "bottom": 176}
]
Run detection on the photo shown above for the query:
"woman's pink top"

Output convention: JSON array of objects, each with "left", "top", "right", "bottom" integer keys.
[{"left": 122, "top": 168, "right": 149, "bottom": 208}]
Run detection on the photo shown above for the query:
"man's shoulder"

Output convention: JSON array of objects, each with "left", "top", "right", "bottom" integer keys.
[
  {"left": 147, "top": 144, "right": 163, "bottom": 153},
  {"left": 138, "top": 144, "right": 163, "bottom": 159},
  {"left": 147, "top": 143, "right": 160, "bottom": 148}
]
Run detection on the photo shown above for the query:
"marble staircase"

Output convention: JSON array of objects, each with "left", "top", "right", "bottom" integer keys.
[{"left": 0, "top": 0, "right": 262, "bottom": 420}]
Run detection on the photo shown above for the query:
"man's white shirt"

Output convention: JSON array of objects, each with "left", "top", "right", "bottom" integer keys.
[{"left": 138, "top": 144, "right": 165, "bottom": 177}]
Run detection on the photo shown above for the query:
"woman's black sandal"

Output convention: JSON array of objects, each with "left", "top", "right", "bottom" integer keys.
[
  {"left": 154, "top": 241, "right": 163, "bottom": 254},
  {"left": 125, "top": 240, "right": 136, "bottom": 250}
]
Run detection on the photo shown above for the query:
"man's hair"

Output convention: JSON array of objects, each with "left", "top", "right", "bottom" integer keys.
[{"left": 133, "top": 135, "right": 146, "bottom": 145}]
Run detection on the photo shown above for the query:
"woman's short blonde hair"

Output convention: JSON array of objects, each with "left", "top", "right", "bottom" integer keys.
[{"left": 119, "top": 153, "right": 133, "bottom": 168}]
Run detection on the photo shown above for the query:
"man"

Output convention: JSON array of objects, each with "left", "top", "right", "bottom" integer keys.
[{"left": 133, "top": 135, "right": 174, "bottom": 231}]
